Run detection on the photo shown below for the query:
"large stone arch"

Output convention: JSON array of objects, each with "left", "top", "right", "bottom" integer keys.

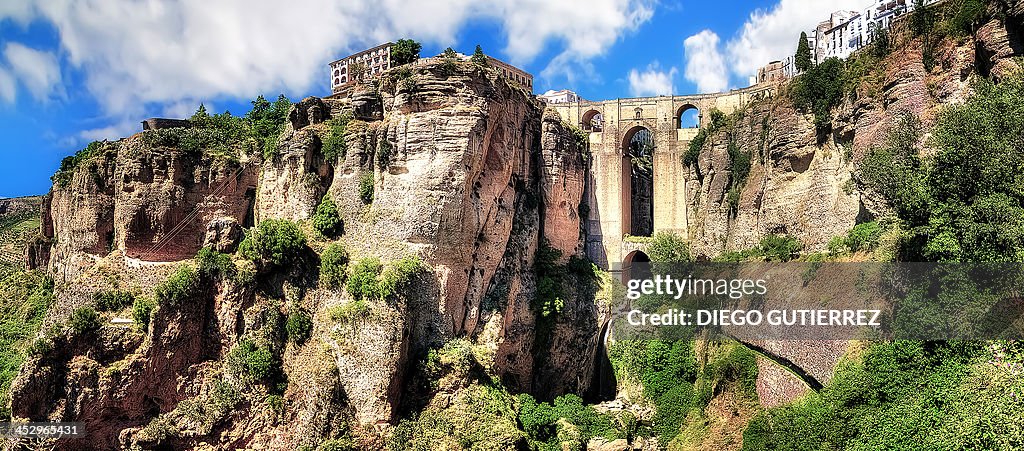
[{"left": 621, "top": 125, "right": 655, "bottom": 237}]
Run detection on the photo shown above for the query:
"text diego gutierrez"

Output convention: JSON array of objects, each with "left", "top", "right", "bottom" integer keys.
[{"left": 626, "top": 309, "right": 883, "bottom": 327}]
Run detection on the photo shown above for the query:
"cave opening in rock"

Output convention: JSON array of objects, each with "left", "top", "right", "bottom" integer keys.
[{"left": 622, "top": 126, "right": 654, "bottom": 237}]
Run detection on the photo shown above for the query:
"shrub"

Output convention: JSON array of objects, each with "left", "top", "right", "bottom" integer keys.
[
  {"left": 312, "top": 195, "right": 343, "bottom": 238},
  {"left": 225, "top": 339, "right": 275, "bottom": 384},
  {"left": 318, "top": 438, "right": 358, "bottom": 451},
  {"left": 329, "top": 299, "right": 369, "bottom": 324},
  {"left": 322, "top": 114, "right": 351, "bottom": 162},
  {"left": 132, "top": 296, "right": 156, "bottom": 330},
  {"left": 759, "top": 234, "right": 802, "bottom": 262},
  {"left": 845, "top": 221, "right": 882, "bottom": 253},
  {"left": 358, "top": 172, "right": 374, "bottom": 204},
  {"left": 68, "top": 307, "right": 100, "bottom": 335},
  {"left": 647, "top": 231, "right": 691, "bottom": 263},
  {"left": 791, "top": 57, "right": 845, "bottom": 134},
  {"left": 238, "top": 219, "right": 307, "bottom": 269},
  {"left": 52, "top": 141, "right": 104, "bottom": 186},
  {"left": 378, "top": 256, "right": 425, "bottom": 299},
  {"left": 346, "top": 258, "right": 383, "bottom": 302},
  {"left": 155, "top": 265, "right": 200, "bottom": 307},
  {"left": 94, "top": 289, "right": 135, "bottom": 312},
  {"left": 286, "top": 309, "right": 313, "bottom": 345},
  {"left": 195, "top": 246, "right": 236, "bottom": 280},
  {"left": 320, "top": 243, "right": 350, "bottom": 289}
]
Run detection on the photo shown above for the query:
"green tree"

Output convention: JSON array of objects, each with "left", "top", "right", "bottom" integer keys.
[
  {"left": 471, "top": 45, "right": 488, "bottom": 66},
  {"left": 390, "top": 39, "right": 422, "bottom": 66},
  {"left": 792, "top": 57, "right": 845, "bottom": 134},
  {"left": 795, "top": 31, "right": 812, "bottom": 73}
]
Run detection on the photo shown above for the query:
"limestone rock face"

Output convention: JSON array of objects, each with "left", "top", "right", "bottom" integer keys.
[
  {"left": 686, "top": 100, "right": 860, "bottom": 257},
  {"left": 18, "top": 60, "right": 596, "bottom": 448},
  {"left": 203, "top": 217, "right": 243, "bottom": 253},
  {"left": 45, "top": 138, "right": 258, "bottom": 281},
  {"left": 256, "top": 128, "right": 332, "bottom": 222}
]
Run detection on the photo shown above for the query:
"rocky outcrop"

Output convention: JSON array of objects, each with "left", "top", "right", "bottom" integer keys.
[
  {"left": 44, "top": 140, "right": 258, "bottom": 281},
  {"left": 14, "top": 59, "right": 596, "bottom": 448},
  {"left": 685, "top": 99, "right": 860, "bottom": 256}
]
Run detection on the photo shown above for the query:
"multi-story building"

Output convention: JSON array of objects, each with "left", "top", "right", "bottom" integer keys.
[
  {"left": 329, "top": 43, "right": 394, "bottom": 93},
  {"left": 816, "top": 0, "right": 940, "bottom": 63},
  {"left": 538, "top": 89, "right": 581, "bottom": 104},
  {"left": 487, "top": 55, "right": 534, "bottom": 92},
  {"left": 329, "top": 44, "right": 534, "bottom": 94},
  {"left": 755, "top": 60, "right": 788, "bottom": 85}
]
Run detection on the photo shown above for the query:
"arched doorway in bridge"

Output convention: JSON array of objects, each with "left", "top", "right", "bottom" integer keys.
[
  {"left": 582, "top": 110, "right": 603, "bottom": 132},
  {"left": 622, "top": 250, "right": 652, "bottom": 286},
  {"left": 676, "top": 104, "right": 700, "bottom": 129},
  {"left": 622, "top": 126, "right": 654, "bottom": 237}
]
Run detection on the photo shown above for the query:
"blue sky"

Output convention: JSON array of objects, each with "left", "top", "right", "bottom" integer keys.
[{"left": 0, "top": 0, "right": 868, "bottom": 197}]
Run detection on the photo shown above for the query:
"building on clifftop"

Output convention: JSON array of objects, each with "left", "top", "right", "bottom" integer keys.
[{"left": 329, "top": 42, "right": 394, "bottom": 93}]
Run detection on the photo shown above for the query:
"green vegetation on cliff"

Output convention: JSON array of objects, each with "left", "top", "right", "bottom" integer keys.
[{"left": 0, "top": 270, "right": 53, "bottom": 420}]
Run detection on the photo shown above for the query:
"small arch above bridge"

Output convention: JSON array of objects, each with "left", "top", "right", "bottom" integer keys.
[
  {"left": 676, "top": 104, "right": 700, "bottom": 129},
  {"left": 582, "top": 109, "right": 604, "bottom": 132}
]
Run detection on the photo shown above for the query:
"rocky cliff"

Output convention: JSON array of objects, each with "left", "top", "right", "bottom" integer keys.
[
  {"left": 8, "top": 60, "right": 596, "bottom": 450},
  {"left": 685, "top": 0, "right": 1024, "bottom": 259}
]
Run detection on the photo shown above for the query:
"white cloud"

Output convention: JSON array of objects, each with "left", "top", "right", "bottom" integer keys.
[
  {"left": 627, "top": 62, "right": 676, "bottom": 97},
  {"left": 725, "top": 0, "right": 868, "bottom": 79},
  {"left": 2, "top": 0, "right": 655, "bottom": 117},
  {"left": 3, "top": 43, "right": 62, "bottom": 102},
  {"left": 683, "top": 30, "right": 728, "bottom": 93},
  {"left": 0, "top": 69, "right": 14, "bottom": 103}
]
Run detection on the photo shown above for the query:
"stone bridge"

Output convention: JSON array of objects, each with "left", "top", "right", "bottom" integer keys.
[{"left": 546, "top": 84, "right": 777, "bottom": 269}]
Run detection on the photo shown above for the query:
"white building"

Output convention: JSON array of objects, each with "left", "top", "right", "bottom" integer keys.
[
  {"left": 329, "top": 43, "right": 394, "bottom": 93},
  {"left": 816, "top": 0, "right": 941, "bottom": 62},
  {"left": 538, "top": 89, "right": 581, "bottom": 104}
]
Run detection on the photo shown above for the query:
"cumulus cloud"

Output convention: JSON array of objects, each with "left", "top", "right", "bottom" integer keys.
[
  {"left": 3, "top": 0, "right": 655, "bottom": 116},
  {"left": 725, "top": 0, "right": 867, "bottom": 79},
  {"left": 3, "top": 43, "right": 62, "bottom": 102},
  {"left": 628, "top": 62, "right": 676, "bottom": 97},
  {"left": 683, "top": 30, "right": 728, "bottom": 93}
]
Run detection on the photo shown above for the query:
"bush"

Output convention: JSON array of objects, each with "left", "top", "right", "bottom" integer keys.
[
  {"left": 52, "top": 141, "right": 105, "bottom": 186},
  {"left": 225, "top": 339, "right": 275, "bottom": 384},
  {"left": 346, "top": 258, "right": 383, "bottom": 302},
  {"left": 845, "top": 221, "right": 882, "bottom": 253},
  {"left": 238, "top": 219, "right": 307, "bottom": 269},
  {"left": 345, "top": 256, "right": 424, "bottom": 302},
  {"left": 195, "top": 246, "right": 236, "bottom": 280},
  {"left": 94, "top": 289, "right": 135, "bottom": 312},
  {"left": 320, "top": 243, "right": 350, "bottom": 289},
  {"left": 155, "top": 265, "right": 200, "bottom": 307},
  {"left": 312, "top": 195, "right": 343, "bottom": 238},
  {"left": 132, "top": 296, "right": 156, "bottom": 330},
  {"left": 647, "top": 231, "right": 691, "bottom": 263},
  {"left": 322, "top": 114, "right": 351, "bottom": 162},
  {"left": 517, "top": 393, "right": 618, "bottom": 448},
  {"left": 68, "top": 307, "right": 100, "bottom": 335},
  {"left": 286, "top": 309, "right": 313, "bottom": 345},
  {"left": 759, "top": 234, "right": 802, "bottom": 262},
  {"left": 791, "top": 57, "right": 845, "bottom": 134},
  {"left": 358, "top": 172, "right": 374, "bottom": 204}
]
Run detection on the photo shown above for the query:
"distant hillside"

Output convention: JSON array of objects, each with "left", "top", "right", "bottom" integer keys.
[{"left": 0, "top": 196, "right": 42, "bottom": 276}]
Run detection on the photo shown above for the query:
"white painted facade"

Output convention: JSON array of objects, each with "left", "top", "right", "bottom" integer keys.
[{"left": 538, "top": 89, "right": 582, "bottom": 104}]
